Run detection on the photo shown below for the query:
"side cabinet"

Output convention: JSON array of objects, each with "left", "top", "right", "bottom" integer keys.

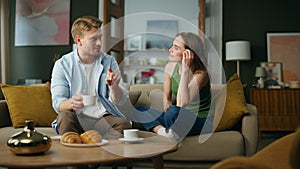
[{"left": 249, "top": 88, "right": 300, "bottom": 132}]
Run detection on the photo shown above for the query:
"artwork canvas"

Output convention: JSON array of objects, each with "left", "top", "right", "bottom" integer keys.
[
  {"left": 15, "top": 0, "right": 70, "bottom": 46},
  {"left": 260, "top": 62, "right": 283, "bottom": 83},
  {"left": 267, "top": 33, "right": 300, "bottom": 83}
]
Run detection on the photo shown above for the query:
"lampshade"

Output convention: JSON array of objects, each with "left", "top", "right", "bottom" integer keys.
[
  {"left": 226, "top": 41, "right": 251, "bottom": 61},
  {"left": 255, "top": 67, "right": 266, "bottom": 77}
]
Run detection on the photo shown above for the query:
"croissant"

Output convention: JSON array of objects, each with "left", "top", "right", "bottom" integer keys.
[
  {"left": 80, "top": 130, "right": 103, "bottom": 144},
  {"left": 60, "top": 132, "right": 82, "bottom": 144}
]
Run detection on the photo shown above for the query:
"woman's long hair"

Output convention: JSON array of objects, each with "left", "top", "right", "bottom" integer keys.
[{"left": 175, "top": 32, "right": 207, "bottom": 73}]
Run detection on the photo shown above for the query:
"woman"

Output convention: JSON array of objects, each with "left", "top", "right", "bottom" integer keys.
[{"left": 137, "top": 32, "right": 212, "bottom": 139}]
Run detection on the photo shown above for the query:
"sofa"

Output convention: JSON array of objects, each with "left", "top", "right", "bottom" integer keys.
[
  {"left": 0, "top": 75, "right": 258, "bottom": 168},
  {"left": 124, "top": 82, "right": 258, "bottom": 168}
]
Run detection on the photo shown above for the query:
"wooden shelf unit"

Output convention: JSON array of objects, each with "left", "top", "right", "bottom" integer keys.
[{"left": 250, "top": 88, "right": 300, "bottom": 132}]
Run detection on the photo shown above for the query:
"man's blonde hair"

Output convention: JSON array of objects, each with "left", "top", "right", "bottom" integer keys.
[{"left": 71, "top": 16, "right": 102, "bottom": 42}]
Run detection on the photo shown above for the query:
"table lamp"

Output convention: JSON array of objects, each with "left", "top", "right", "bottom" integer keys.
[
  {"left": 255, "top": 67, "right": 266, "bottom": 88},
  {"left": 226, "top": 41, "right": 251, "bottom": 77}
]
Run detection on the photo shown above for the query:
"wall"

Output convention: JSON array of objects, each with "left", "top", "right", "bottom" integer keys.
[
  {"left": 8, "top": 0, "right": 99, "bottom": 84},
  {"left": 223, "top": 0, "right": 300, "bottom": 101},
  {"left": 125, "top": 0, "right": 198, "bottom": 28},
  {"left": 8, "top": 0, "right": 300, "bottom": 87},
  {"left": 124, "top": 0, "right": 199, "bottom": 40}
]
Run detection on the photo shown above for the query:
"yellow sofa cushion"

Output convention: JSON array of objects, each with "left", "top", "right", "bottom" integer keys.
[
  {"left": 215, "top": 74, "right": 249, "bottom": 131},
  {"left": 0, "top": 84, "right": 57, "bottom": 128}
]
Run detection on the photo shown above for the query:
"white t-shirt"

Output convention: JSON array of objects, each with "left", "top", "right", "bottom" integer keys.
[{"left": 81, "top": 62, "right": 107, "bottom": 118}]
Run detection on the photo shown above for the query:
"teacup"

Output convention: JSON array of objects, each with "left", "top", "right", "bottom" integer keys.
[
  {"left": 82, "top": 95, "right": 96, "bottom": 106},
  {"left": 123, "top": 129, "right": 139, "bottom": 139}
]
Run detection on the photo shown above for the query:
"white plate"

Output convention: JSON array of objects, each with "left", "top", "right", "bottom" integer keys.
[
  {"left": 118, "top": 138, "right": 144, "bottom": 142},
  {"left": 61, "top": 139, "right": 108, "bottom": 147},
  {"left": 50, "top": 135, "right": 62, "bottom": 140}
]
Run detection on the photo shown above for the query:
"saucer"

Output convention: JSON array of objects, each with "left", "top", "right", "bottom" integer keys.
[
  {"left": 50, "top": 135, "right": 62, "bottom": 140},
  {"left": 118, "top": 137, "right": 144, "bottom": 142}
]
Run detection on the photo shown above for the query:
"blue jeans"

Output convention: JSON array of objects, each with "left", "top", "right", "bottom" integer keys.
[{"left": 135, "top": 105, "right": 212, "bottom": 138}]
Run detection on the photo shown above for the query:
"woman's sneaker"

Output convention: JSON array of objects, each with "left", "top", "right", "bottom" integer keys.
[
  {"left": 157, "top": 128, "right": 181, "bottom": 141},
  {"left": 157, "top": 127, "right": 174, "bottom": 137}
]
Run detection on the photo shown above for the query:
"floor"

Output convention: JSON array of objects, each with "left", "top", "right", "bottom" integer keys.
[
  {"left": 257, "top": 131, "right": 291, "bottom": 151},
  {"left": 0, "top": 131, "right": 291, "bottom": 169}
]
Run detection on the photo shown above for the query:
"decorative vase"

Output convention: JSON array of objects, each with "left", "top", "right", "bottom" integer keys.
[
  {"left": 7, "top": 120, "right": 52, "bottom": 155},
  {"left": 257, "top": 77, "right": 265, "bottom": 88}
]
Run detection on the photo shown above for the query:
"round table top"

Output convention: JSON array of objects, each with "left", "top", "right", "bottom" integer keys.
[{"left": 0, "top": 132, "right": 177, "bottom": 168}]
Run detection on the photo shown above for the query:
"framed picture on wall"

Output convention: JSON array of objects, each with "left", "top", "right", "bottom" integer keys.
[
  {"left": 260, "top": 62, "right": 283, "bottom": 83},
  {"left": 126, "top": 35, "right": 143, "bottom": 51},
  {"left": 15, "top": 0, "right": 70, "bottom": 46},
  {"left": 267, "top": 33, "right": 300, "bottom": 83}
]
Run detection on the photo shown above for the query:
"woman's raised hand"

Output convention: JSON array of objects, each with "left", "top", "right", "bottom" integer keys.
[{"left": 182, "top": 49, "right": 194, "bottom": 69}]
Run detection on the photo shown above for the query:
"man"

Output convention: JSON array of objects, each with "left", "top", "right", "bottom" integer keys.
[{"left": 51, "top": 16, "right": 131, "bottom": 139}]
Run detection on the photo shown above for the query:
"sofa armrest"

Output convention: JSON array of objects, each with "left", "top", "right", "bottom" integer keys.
[
  {"left": 0, "top": 100, "right": 11, "bottom": 127},
  {"left": 242, "top": 104, "right": 258, "bottom": 156}
]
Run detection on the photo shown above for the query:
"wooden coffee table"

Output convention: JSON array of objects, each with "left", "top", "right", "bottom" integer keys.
[{"left": 0, "top": 132, "right": 177, "bottom": 169}]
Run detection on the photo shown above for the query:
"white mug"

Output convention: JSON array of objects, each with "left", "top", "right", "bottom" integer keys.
[
  {"left": 82, "top": 95, "right": 96, "bottom": 106},
  {"left": 123, "top": 129, "right": 139, "bottom": 139}
]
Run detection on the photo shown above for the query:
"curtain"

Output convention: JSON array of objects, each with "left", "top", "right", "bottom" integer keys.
[
  {"left": 0, "top": 0, "right": 10, "bottom": 84},
  {"left": 205, "top": 0, "right": 224, "bottom": 83}
]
